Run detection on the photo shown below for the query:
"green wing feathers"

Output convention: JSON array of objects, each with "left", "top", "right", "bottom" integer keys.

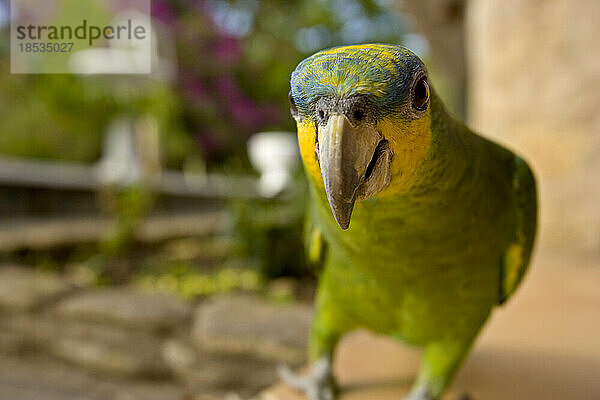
[{"left": 499, "top": 156, "right": 537, "bottom": 304}]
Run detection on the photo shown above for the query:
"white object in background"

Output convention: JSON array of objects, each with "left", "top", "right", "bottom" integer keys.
[
  {"left": 247, "top": 131, "right": 300, "bottom": 198},
  {"left": 94, "top": 117, "right": 142, "bottom": 185},
  {"left": 95, "top": 115, "right": 161, "bottom": 186}
]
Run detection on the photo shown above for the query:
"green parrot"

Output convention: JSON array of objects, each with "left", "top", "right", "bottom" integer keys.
[{"left": 278, "top": 44, "right": 537, "bottom": 400}]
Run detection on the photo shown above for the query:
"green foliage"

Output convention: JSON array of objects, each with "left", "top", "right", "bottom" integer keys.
[
  {"left": 229, "top": 174, "right": 309, "bottom": 279},
  {"left": 0, "top": 73, "right": 113, "bottom": 161},
  {"left": 136, "top": 262, "right": 262, "bottom": 298},
  {"left": 99, "top": 187, "right": 155, "bottom": 255},
  {"left": 93, "top": 186, "right": 155, "bottom": 284}
]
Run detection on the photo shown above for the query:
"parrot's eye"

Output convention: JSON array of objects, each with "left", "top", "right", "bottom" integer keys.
[
  {"left": 353, "top": 109, "right": 364, "bottom": 122},
  {"left": 412, "top": 77, "right": 430, "bottom": 111},
  {"left": 288, "top": 90, "right": 298, "bottom": 117}
]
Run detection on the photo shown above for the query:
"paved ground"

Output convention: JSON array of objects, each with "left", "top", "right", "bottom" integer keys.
[{"left": 258, "top": 249, "right": 600, "bottom": 400}]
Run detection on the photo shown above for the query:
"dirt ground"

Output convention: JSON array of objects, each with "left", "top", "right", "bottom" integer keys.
[{"left": 258, "top": 248, "right": 600, "bottom": 400}]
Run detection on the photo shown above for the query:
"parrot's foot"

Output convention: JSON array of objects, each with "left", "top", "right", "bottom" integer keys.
[
  {"left": 404, "top": 386, "right": 433, "bottom": 400},
  {"left": 277, "top": 356, "right": 336, "bottom": 400},
  {"left": 404, "top": 387, "right": 472, "bottom": 400}
]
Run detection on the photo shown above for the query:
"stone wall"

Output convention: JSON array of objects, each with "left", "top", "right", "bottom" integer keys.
[
  {"left": 0, "top": 266, "right": 312, "bottom": 400},
  {"left": 467, "top": 0, "right": 600, "bottom": 252}
]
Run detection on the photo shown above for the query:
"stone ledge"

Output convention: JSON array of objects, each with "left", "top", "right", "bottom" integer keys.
[
  {"left": 48, "top": 321, "right": 169, "bottom": 377},
  {"left": 0, "top": 265, "right": 73, "bottom": 312},
  {"left": 192, "top": 294, "right": 312, "bottom": 365},
  {"left": 54, "top": 288, "right": 193, "bottom": 332}
]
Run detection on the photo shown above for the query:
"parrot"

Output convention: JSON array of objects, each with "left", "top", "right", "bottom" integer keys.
[{"left": 278, "top": 44, "right": 537, "bottom": 400}]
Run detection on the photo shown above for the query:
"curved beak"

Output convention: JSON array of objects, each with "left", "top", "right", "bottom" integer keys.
[{"left": 318, "top": 114, "right": 382, "bottom": 229}]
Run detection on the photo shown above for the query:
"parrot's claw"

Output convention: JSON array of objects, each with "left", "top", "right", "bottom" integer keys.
[{"left": 277, "top": 356, "right": 336, "bottom": 400}]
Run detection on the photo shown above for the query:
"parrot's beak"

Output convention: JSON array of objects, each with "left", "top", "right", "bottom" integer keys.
[{"left": 318, "top": 113, "right": 383, "bottom": 230}]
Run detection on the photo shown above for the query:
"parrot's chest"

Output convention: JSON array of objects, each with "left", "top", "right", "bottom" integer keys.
[
  {"left": 323, "top": 241, "right": 498, "bottom": 343},
  {"left": 320, "top": 190, "right": 510, "bottom": 342}
]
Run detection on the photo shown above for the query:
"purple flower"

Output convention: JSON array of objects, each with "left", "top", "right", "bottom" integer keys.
[
  {"left": 210, "top": 36, "right": 241, "bottom": 66},
  {"left": 152, "top": 0, "right": 177, "bottom": 25},
  {"left": 183, "top": 78, "right": 209, "bottom": 104},
  {"left": 215, "top": 76, "right": 266, "bottom": 130}
]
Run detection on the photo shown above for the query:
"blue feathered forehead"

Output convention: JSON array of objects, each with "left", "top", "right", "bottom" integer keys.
[{"left": 290, "top": 44, "right": 425, "bottom": 116}]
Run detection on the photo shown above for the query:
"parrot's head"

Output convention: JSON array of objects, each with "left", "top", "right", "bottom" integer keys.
[{"left": 290, "top": 44, "right": 433, "bottom": 229}]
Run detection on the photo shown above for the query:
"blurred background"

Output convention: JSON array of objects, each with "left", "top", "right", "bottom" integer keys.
[{"left": 0, "top": 1, "right": 598, "bottom": 400}]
